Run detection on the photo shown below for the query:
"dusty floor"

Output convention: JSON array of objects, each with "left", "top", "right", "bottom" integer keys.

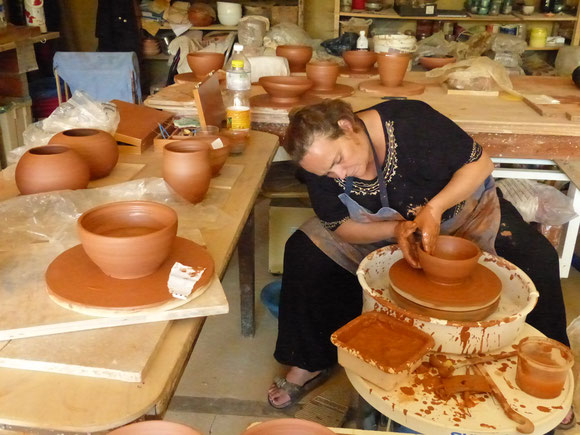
[{"left": 164, "top": 196, "right": 580, "bottom": 435}]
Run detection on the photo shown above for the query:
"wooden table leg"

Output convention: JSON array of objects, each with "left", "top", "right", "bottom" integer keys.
[{"left": 239, "top": 208, "right": 255, "bottom": 337}]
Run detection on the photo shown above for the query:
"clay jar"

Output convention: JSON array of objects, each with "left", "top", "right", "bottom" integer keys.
[
  {"left": 419, "top": 55, "right": 456, "bottom": 70},
  {"left": 242, "top": 418, "right": 335, "bottom": 435},
  {"left": 15, "top": 145, "right": 90, "bottom": 195},
  {"left": 377, "top": 52, "right": 411, "bottom": 87},
  {"left": 276, "top": 45, "right": 313, "bottom": 73},
  {"left": 186, "top": 52, "right": 225, "bottom": 80},
  {"left": 306, "top": 61, "right": 340, "bottom": 91},
  {"left": 188, "top": 3, "right": 215, "bottom": 26},
  {"left": 163, "top": 140, "right": 212, "bottom": 203},
  {"left": 49, "top": 128, "right": 119, "bottom": 180},
  {"left": 77, "top": 201, "right": 178, "bottom": 280},
  {"left": 193, "top": 126, "right": 231, "bottom": 175},
  {"left": 259, "top": 76, "right": 313, "bottom": 104},
  {"left": 342, "top": 50, "right": 377, "bottom": 73},
  {"left": 109, "top": 421, "right": 203, "bottom": 435},
  {"left": 417, "top": 235, "right": 481, "bottom": 285}
]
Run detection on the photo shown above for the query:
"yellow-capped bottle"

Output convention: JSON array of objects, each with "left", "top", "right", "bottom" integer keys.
[{"left": 225, "top": 44, "right": 251, "bottom": 153}]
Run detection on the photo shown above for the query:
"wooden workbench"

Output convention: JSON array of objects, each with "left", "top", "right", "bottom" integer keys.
[{"left": 0, "top": 130, "right": 278, "bottom": 433}]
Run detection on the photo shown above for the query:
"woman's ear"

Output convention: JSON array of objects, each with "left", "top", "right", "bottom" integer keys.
[{"left": 337, "top": 118, "right": 354, "bottom": 133}]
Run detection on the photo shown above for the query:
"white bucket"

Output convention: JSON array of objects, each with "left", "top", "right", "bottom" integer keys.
[{"left": 373, "top": 34, "right": 417, "bottom": 53}]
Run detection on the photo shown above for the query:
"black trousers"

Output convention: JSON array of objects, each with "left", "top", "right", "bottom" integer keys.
[{"left": 274, "top": 196, "right": 570, "bottom": 372}]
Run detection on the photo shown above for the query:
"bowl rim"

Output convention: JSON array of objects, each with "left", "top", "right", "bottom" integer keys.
[{"left": 418, "top": 235, "right": 481, "bottom": 263}]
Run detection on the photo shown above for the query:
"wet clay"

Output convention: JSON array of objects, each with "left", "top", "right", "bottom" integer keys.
[
  {"left": 339, "top": 65, "right": 379, "bottom": 78},
  {"left": 359, "top": 79, "right": 425, "bottom": 96},
  {"left": 389, "top": 259, "right": 502, "bottom": 310},
  {"left": 275, "top": 45, "right": 313, "bottom": 73},
  {"left": 46, "top": 237, "right": 214, "bottom": 310},
  {"left": 331, "top": 311, "right": 434, "bottom": 373},
  {"left": 242, "top": 418, "right": 334, "bottom": 435},
  {"left": 257, "top": 76, "right": 314, "bottom": 105},
  {"left": 342, "top": 50, "right": 377, "bottom": 73},
  {"left": 308, "top": 84, "right": 355, "bottom": 99}
]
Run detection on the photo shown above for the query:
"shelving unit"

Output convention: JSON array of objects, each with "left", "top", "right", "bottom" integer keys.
[
  {"left": 333, "top": 0, "right": 580, "bottom": 46},
  {"left": 159, "top": 23, "right": 238, "bottom": 31}
]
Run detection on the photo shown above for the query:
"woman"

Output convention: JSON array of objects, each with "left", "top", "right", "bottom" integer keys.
[{"left": 267, "top": 99, "right": 571, "bottom": 420}]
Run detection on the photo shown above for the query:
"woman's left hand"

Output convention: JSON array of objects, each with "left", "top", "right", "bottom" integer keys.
[{"left": 413, "top": 204, "right": 442, "bottom": 254}]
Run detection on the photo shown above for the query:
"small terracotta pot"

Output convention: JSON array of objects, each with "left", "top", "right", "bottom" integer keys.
[
  {"left": 77, "top": 201, "right": 178, "bottom": 280},
  {"left": 242, "top": 419, "right": 335, "bottom": 435},
  {"left": 188, "top": 3, "right": 215, "bottom": 26},
  {"left": 109, "top": 421, "right": 203, "bottom": 435},
  {"left": 377, "top": 52, "right": 410, "bottom": 88},
  {"left": 306, "top": 61, "right": 340, "bottom": 91},
  {"left": 342, "top": 50, "right": 377, "bottom": 73},
  {"left": 186, "top": 52, "right": 225, "bottom": 79},
  {"left": 419, "top": 55, "right": 456, "bottom": 70},
  {"left": 15, "top": 145, "right": 90, "bottom": 195},
  {"left": 276, "top": 45, "right": 313, "bottom": 73},
  {"left": 259, "top": 76, "right": 313, "bottom": 104},
  {"left": 49, "top": 128, "right": 119, "bottom": 180},
  {"left": 417, "top": 235, "right": 481, "bottom": 285},
  {"left": 192, "top": 129, "right": 232, "bottom": 176},
  {"left": 163, "top": 140, "right": 212, "bottom": 203}
]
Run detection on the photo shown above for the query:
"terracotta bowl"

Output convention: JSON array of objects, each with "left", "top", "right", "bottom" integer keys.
[
  {"left": 417, "top": 235, "right": 481, "bottom": 285},
  {"left": 242, "top": 418, "right": 335, "bottom": 435},
  {"left": 419, "top": 55, "right": 457, "bottom": 70},
  {"left": 342, "top": 50, "right": 377, "bottom": 73},
  {"left": 258, "top": 76, "right": 313, "bottom": 104},
  {"left": 77, "top": 201, "right": 178, "bottom": 280},
  {"left": 190, "top": 132, "right": 232, "bottom": 176},
  {"left": 109, "top": 420, "right": 203, "bottom": 435},
  {"left": 306, "top": 60, "right": 340, "bottom": 91},
  {"left": 186, "top": 52, "right": 225, "bottom": 79},
  {"left": 275, "top": 45, "right": 313, "bottom": 72}
]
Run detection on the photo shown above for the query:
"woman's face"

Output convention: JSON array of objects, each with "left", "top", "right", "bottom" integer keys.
[{"left": 300, "top": 120, "right": 371, "bottom": 180}]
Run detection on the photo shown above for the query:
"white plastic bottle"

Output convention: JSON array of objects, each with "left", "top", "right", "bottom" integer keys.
[
  {"left": 356, "top": 30, "right": 369, "bottom": 50},
  {"left": 224, "top": 44, "right": 251, "bottom": 153}
]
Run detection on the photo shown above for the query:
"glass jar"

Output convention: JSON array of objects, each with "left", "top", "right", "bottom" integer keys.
[{"left": 529, "top": 27, "right": 548, "bottom": 47}]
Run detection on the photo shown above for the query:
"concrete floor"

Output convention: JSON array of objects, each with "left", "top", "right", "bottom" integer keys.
[{"left": 164, "top": 196, "right": 580, "bottom": 435}]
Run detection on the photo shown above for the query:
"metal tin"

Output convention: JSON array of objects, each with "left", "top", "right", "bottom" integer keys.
[
  {"left": 499, "top": 24, "right": 518, "bottom": 35},
  {"left": 486, "top": 23, "right": 500, "bottom": 33}
]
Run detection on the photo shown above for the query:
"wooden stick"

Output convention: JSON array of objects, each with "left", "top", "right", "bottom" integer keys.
[{"left": 429, "top": 351, "right": 517, "bottom": 377}]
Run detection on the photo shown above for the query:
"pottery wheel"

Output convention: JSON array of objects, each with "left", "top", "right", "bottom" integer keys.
[
  {"left": 46, "top": 237, "right": 215, "bottom": 315},
  {"left": 250, "top": 93, "right": 323, "bottom": 109},
  {"left": 308, "top": 84, "right": 355, "bottom": 98},
  {"left": 174, "top": 73, "right": 200, "bottom": 84},
  {"left": 339, "top": 66, "right": 379, "bottom": 78},
  {"left": 359, "top": 80, "right": 425, "bottom": 96},
  {"left": 389, "top": 259, "right": 501, "bottom": 311}
]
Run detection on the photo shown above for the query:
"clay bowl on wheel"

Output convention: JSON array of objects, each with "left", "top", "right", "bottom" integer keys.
[
  {"left": 418, "top": 55, "right": 457, "bottom": 70},
  {"left": 242, "top": 418, "right": 335, "bottom": 435},
  {"left": 275, "top": 45, "right": 313, "bottom": 72},
  {"left": 186, "top": 52, "right": 225, "bottom": 79},
  {"left": 258, "top": 76, "right": 313, "bottom": 105},
  {"left": 306, "top": 60, "right": 340, "bottom": 91},
  {"left": 342, "top": 50, "right": 377, "bottom": 73},
  {"left": 77, "top": 201, "right": 178, "bottom": 280},
  {"left": 417, "top": 235, "right": 481, "bottom": 285},
  {"left": 109, "top": 420, "right": 203, "bottom": 435}
]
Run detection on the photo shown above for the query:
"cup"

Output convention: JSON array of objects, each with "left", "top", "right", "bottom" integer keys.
[
  {"left": 522, "top": 4, "right": 535, "bottom": 14},
  {"left": 515, "top": 336, "right": 574, "bottom": 399}
]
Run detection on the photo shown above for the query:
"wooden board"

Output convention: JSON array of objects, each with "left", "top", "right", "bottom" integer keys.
[
  {"left": 0, "top": 322, "right": 169, "bottom": 382},
  {"left": 192, "top": 73, "right": 226, "bottom": 128},
  {"left": 523, "top": 94, "right": 580, "bottom": 122},
  {"left": 209, "top": 163, "right": 244, "bottom": 190}
]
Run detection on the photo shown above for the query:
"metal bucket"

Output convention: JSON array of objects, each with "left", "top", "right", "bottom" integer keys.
[{"left": 357, "top": 245, "right": 539, "bottom": 354}]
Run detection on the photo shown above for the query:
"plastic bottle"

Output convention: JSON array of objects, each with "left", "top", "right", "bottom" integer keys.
[
  {"left": 224, "top": 43, "right": 251, "bottom": 154},
  {"left": 356, "top": 31, "right": 369, "bottom": 50}
]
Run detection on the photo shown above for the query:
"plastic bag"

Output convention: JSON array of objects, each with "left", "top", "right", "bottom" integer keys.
[
  {"left": 555, "top": 45, "right": 580, "bottom": 76},
  {"left": 9, "top": 90, "right": 120, "bottom": 164},
  {"left": 497, "top": 178, "right": 578, "bottom": 226},
  {"left": 414, "top": 31, "right": 457, "bottom": 60},
  {"left": 321, "top": 32, "right": 358, "bottom": 56},
  {"left": 238, "top": 16, "right": 270, "bottom": 47},
  {"left": 263, "top": 23, "right": 313, "bottom": 49},
  {"left": 491, "top": 33, "right": 527, "bottom": 55}
]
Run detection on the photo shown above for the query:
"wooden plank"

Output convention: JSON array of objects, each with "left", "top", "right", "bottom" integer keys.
[{"left": 209, "top": 163, "right": 244, "bottom": 190}]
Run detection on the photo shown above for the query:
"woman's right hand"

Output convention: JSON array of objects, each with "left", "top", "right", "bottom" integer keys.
[{"left": 395, "top": 220, "right": 420, "bottom": 268}]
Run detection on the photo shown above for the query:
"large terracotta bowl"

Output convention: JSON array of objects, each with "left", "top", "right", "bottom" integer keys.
[
  {"left": 342, "top": 50, "right": 377, "bottom": 73},
  {"left": 306, "top": 60, "right": 340, "bottom": 91},
  {"left": 109, "top": 420, "right": 203, "bottom": 435},
  {"left": 242, "top": 418, "right": 335, "bottom": 435},
  {"left": 276, "top": 45, "right": 313, "bottom": 72},
  {"left": 77, "top": 201, "right": 178, "bottom": 280},
  {"left": 259, "top": 76, "right": 313, "bottom": 104},
  {"left": 419, "top": 55, "right": 457, "bottom": 70},
  {"left": 417, "top": 235, "right": 481, "bottom": 285},
  {"left": 186, "top": 52, "right": 225, "bottom": 79}
]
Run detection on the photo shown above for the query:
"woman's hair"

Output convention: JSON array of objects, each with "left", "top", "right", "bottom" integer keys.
[{"left": 282, "top": 99, "right": 360, "bottom": 162}]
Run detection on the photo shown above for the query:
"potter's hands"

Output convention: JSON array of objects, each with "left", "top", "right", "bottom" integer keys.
[
  {"left": 395, "top": 220, "right": 420, "bottom": 269},
  {"left": 413, "top": 204, "right": 442, "bottom": 255}
]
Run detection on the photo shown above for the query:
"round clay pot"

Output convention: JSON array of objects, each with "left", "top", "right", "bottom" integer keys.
[
  {"left": 275, "top": 45, "right": 313, "bottom": 73},
  {"left": 306, "top": 61, "right": 340, "bottom": 91},
  {"left": 163, "top": 140, "right": 212, "bottom": 203},
  {"left": 342, "top": 50, "right": 377, "bottom": 73},
  {"left": 109, "top": 421, "right": 203, "bottom": 435},
  {"left": 377, "top": 52, "right": 410, "bottom": 88},
  {"left": 417, "top": 235, "right": 481, "bottom": 285},
  {"left": 258, "top": 76, "right": 313, "bottom": 104},
  {"left": 188, "top": 3, "right": 216, "bottom": 26},
  {"left": 419, "top": 55, "right": 456, "bottom": 70},
  {"left": 77, "top": 201, "right": 178, "bottom": 280},
  {"left": 15, "top": 145, "right": 90, "bottom": 195},
  {"left": 49, "top": 128, "right": 119, "bottom": 180},
  {"left": 186, "top": 52, "right": 225, "bottom": 79},
  {"left": 142, "top": 38, "right": 160, "bottom": 56},
  {"left": 242, "top": 419, "right": 335, "bottom": 435}
]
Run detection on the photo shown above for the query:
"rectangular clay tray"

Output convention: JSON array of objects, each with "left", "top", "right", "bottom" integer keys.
[{"left": 331, "top": 311, "right": 435, "bottom": 390}]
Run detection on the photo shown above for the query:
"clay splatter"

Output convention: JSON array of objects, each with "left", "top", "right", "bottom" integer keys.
[{"left": 537, "top": 406, "right": 551, "bottom": 413}]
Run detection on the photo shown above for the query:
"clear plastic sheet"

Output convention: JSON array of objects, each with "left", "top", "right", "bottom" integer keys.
[
  {"left": 414, "top": 32, "right": 457, "bottom": 61},
  {"left": 0, "top": 178, "right": 232, "bottom": 293},
  {"left": 263, "top": 23, "right": 314, "bottom": 49}
]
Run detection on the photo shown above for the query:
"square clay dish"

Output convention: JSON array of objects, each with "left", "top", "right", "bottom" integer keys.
[{"left": 331, "top": 311, "right": 435, "bottom": 390}]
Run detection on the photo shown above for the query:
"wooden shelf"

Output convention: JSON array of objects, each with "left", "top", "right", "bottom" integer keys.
[
  {"left": 159, "top": 23, "right": 238, "bottom": 31},
  {"left": 0, "top": 31, "right": 59, "bottom": 53},
  {"left": 143, "top": 53, "right": 170, "bottom": 60},
  {"left": 338, "top": 9, "right": 576, "bottom": 22},
  {"left": 526, "top": 45, "right": 564, "bottom": 50},
  {"left": 513, "top": 11, "right": 577, "bottom": 20}
]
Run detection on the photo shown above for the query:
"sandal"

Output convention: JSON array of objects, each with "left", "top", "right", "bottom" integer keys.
[
  {"left": 556, "top": 407, "right": 576, "bottom": 430},
  {"left": 267, "top": 369, "right": 331, "bottom": 409}
]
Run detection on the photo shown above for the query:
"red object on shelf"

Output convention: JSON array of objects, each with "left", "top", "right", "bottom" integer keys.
[{"left": 353, "top": 0, "right": 365, "bottom": 9}]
